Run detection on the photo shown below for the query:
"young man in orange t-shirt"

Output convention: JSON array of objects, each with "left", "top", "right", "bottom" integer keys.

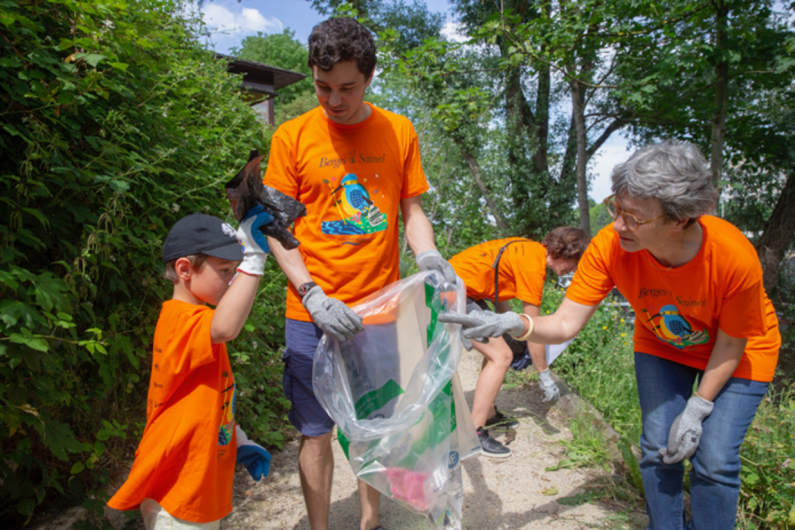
[
  {"left": 263, "top": 17, "right": 457, "bottom": 530},
  {"left": 449, "top": 228, "right": 589, "bottom": 458},
  {"left": 107, "top": 209, "right": 274, "bottom": 529}
]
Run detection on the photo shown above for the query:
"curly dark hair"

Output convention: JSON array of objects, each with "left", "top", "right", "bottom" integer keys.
[
  {"left": 541, "top": 227, "right": 590, "bottom": 262},
  {"left": 307, "top": 17, "right": 377, "bottom": 78}
]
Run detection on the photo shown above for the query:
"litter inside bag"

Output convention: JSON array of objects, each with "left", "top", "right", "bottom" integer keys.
[
  {"left": 225, "top": 149, "right": 307, "bottom": 249},
  {"left": 313, "top": 272, "right": 481, "bottom": 529}
]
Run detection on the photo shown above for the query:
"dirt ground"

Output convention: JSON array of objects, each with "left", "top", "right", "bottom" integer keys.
[
  {"left": 40, "top": 349, "right": 648, "bottom": 530},
  {"left": 217, "top": 349, "right": 646, "bottom": 530}
]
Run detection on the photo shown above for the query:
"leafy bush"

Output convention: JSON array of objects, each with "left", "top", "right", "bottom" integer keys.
[{"left": 0, "top": 0, "right": 288, "bottom": 523}]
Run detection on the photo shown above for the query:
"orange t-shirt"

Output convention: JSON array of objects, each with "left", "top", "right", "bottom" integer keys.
[
  {"left": 107, "top": 300, "right": 237, "bottom": 522},
  {"left": 264, "top": 103, "right": 429, "bottom": 321},
  {"left": 450, "top": 238, "right": 546, "bottom": 305},
  {"left": 566, "top": 216, "right": 779, "bottom": 382}
]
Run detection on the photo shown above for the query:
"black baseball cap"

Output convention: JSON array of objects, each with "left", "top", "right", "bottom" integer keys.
[{"left": 162, "top": 213, "right": 243, "bottom": 263}]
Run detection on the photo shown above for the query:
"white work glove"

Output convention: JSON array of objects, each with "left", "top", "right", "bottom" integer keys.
[
  {"left": 538, "top": 369, "right": 560, "bottom": 402},
  {"left": 236, "top": 205, "right": 273, "bottom": 276},
  {"left": 302, "top": 285, "right": 364, "bottom": 342},
  {"left": 438, "top": 308, "right": 524, "bottom": 341},
  {"left": 416, "top": 249, "right": 458, "bottom": 284},
  {"left": 659, "top": 394, "right": 714, "bottom": 464}
]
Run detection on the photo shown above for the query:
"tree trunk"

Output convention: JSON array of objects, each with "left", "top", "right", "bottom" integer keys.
[
  {"left": 710, "top": 1, "right": 729, "bottom": 206},
  {"left": 456, "top": 142, "right": 509, "bottom": 232},
  {"left": 570, "top": 79, "right": 590, "bottom": 235},
  {"left": 756, "top": 170, "right": 795, "bottom": 295}
]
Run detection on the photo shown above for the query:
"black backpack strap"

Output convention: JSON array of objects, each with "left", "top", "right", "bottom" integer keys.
[{"left": 491, "top": 239, "right": 533, "bottom": 308}]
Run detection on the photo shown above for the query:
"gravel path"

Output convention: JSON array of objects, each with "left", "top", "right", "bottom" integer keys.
[{"left": 220, "top": 349, "right": 647, "bottom": 530}]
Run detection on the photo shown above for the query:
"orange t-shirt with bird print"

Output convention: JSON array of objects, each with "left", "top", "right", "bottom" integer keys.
[
  {"left": 450, "top": 238, "right": 547, "bottom": 305},
  {"left": 107, "top": 300, "right": 237, "bottom": 523},
  {"left": 565, "top": 216, "right": 779, "bottom": 382},
  {"left": 264, "top": 103, "right": 429, "bottom": 321}
]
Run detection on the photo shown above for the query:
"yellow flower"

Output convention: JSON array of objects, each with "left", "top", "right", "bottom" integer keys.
[
  {"left": 621, "top": 333, "right": 626, "bottom": 337},
  {"left": 620, "top": 318, "right": 625, "bottom": 323},
  {"left": 602, "top": 326, "right": 607, "bottom": 330},
  {"left": 624, "top": 342, "right": 628, "bottom": 346}
]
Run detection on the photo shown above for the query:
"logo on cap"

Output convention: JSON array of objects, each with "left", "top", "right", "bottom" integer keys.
[{"left": 221, "top": 223, "right": 236, "bottom": 238}]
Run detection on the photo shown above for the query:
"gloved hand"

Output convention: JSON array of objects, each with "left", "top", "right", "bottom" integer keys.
[
  {"left": 302, "top": 285, "right": 364, "bottom": 342},
  {"left": 438, "top": 308, "right": 525, "bottom": 341},
  {"left": 459, "top": 302, "right": 490, "bottom": 351},
  {"left": 236, "top": 205, "right": 273, "bottom": 276},
  {"left": 416, "top": 249, "right": 458, "bottom": 284},
  {"left": 235, "top": 425, "right": 272, "bottom": 481},
  {"left": 538, "top": 369, "right": 560, "bottom": 402},
  {"left": 659, "top": 394, "right": 714, "bottom": 464}
]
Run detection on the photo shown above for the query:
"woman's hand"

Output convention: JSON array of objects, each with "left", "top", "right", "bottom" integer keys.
[{"left": 438, "top": 308, "right": 525, "bottom": 340}]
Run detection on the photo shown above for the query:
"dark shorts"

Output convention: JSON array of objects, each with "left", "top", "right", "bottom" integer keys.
[
  {"left": 283, "top": 319, "right": 335, "bottom": 437},
  {"left": 283, "top": 318, "right": 403, "bottom": 436}
]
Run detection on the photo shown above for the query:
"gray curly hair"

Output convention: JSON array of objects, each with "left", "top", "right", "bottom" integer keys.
[{"left": 611, "top": 142, "right": 717, "bottom": 222}]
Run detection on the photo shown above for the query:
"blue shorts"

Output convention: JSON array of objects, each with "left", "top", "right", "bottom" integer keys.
[
  {"left": 283, "top": 319, "right": 335, "bottom": 437},
  {"left": 283, "top": 318, "right": 401, "bottom": 436}
]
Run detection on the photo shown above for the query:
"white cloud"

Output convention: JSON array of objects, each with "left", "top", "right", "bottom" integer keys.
[
  {"left": 590, "top": 136, "right": 631, "bottom": 202},
  {"left": 201, "top": 3, "right": 282, "bottom": 35},
  {"left": 441, "top": 22, "right": 467, "bottom": 43}
]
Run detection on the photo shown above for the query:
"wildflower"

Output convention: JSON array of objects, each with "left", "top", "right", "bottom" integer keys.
[
  {"left": 621, "top": 333, "right": 626, "bottom": 337},
  {"left": 624, "top": 342, "right": 628, "bottom": 346},
  {"left": 602, "top": 326, "right": 607, "bottom": 330},
  {"left": 620, "top": 318, "right": 625, "bottom": 323},
  {"left": 171, "top": 203, "right": 180, "bottom": 212}
]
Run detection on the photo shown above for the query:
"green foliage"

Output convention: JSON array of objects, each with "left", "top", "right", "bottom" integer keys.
[
  {"left": 235, "top": 29, "right": 313, "bottom": 106},
  {"left": 0, "top": 0, "right": 287, "bottom": 522},
  {"left": 736, "top": 383, "right": 795, "bottom": 529}
]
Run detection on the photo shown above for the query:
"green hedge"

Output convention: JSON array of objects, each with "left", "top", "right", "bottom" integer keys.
[{"left": 0, "top": 0, "right": 289, "bottom": 523}]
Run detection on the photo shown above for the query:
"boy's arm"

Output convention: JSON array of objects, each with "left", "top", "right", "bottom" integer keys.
[
  {"left": 211, "top": 272, "right": 261, "bottom": 344},
  {"left": 211, "top": 207, "right": 272, "bottom": 344}
]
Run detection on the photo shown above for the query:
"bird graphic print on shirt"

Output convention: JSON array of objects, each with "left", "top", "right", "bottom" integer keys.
[
  {"left": 641, "top": 304, "right": 710, "bottom": 350},
  {"left": 321, "top": 173, "right": 388, "bottom": 235}
]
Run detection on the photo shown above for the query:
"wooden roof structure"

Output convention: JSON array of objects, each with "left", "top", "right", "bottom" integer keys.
[{"left": 216, "top": 53, "right": 308, "bottom": 125}]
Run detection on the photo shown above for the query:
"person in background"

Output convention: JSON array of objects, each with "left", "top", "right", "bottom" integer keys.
[
  {"left": 107, "top": 208, "right": 274, "bottom": 529},
  {"left": 263, "top": 17, "right": 457, "bottom": 530},
  {"left": 449, "top": 228, "right": 589, "bottom": 457},
  {"left": 440, "top": 142, "right": 779, "bottom": 530}
]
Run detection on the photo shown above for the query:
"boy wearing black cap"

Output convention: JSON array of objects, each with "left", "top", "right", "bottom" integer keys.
[{"left": 108, "top": 207, "right": 274, "bottom": 530}]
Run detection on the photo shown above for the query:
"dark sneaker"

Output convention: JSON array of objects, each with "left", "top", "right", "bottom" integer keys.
[
  {"left": 485, "top": 409, "right": 519, "bottom": 429},
  {"left": 477, "top": 427, "right": 512, "bottom": 458}
]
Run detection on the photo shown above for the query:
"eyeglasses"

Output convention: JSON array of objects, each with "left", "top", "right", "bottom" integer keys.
[{"left": 604, "top": 194, "right": 665, "bottom": 231}]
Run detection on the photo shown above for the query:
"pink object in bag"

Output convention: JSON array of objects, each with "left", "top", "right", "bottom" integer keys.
[{"left": 386, "top": 468, "right": 432, "bottom": 512}]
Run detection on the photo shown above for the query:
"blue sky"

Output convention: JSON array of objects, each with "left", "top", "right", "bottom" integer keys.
[{"left": 196, "top": 0, "right": 623, "bottom": 202}]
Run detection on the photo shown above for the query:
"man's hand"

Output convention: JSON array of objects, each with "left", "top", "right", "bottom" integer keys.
[
  {"left": 302, "top": 285, "right": 364, "bottom": 342},
  {"left": 235, "top": 425, "right": 272, "bottom": 481},
  {"left": 416, "top": 249, "right": 458, "bottom": 284},
  {"left": 659, "top": 395, "right": 714, "bottom": 464},
  {"left": 538, "top": 369, "right": 560, "bottom": 402},
  {"left": 439, "top": 308, "right": 524, "bottom": 340},
  {"left": 237, "top": 205, "right": 274, "bottom": 276}
]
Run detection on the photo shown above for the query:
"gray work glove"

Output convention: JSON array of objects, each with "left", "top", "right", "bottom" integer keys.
[
  {"left": 416, "top": 249, "right": 458, "bottom": 284},
  {"left": 438, "top": 308, "right": 524, "bottom": 341},
  {"left": 458, "top": 302, "right": 490, "bottom": 351},
  {"left": 659, "top": 394, "right": 714, "bottom": 464},
  {"left": 301, "top": 285, "right": 364, "bottom": 342},
  {"left": 538, "top": 369, "right": 560, "bottom": 402}
]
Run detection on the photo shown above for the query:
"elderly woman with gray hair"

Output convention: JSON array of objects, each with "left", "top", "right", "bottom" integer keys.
[{"left": 441, "top": 142, "right": 780, "bottom": 530}]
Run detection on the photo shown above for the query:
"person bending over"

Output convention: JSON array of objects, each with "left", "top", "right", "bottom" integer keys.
[
  {"left": 449, "top": 229, "right": 589, "bottom": 457},
  {"left": 441, "top": 142, "right": 779, "bottom": 530}
]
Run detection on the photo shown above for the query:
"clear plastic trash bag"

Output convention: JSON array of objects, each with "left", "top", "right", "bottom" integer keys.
[{"left": 313, "top": 271, "right": 481, "bottom": 529}]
